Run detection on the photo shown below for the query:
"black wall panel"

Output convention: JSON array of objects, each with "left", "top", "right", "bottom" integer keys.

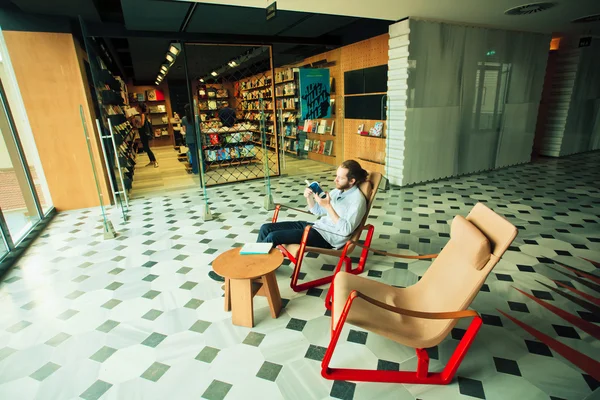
[
  {"left": 364, "top": 65, "right": 388, "bottom": 93},
  {"left": 343, "top": 64, "right": 388, "bottom": 95},
  {"left": 344, "top": 94, "right": 386, "bottom": 120}
]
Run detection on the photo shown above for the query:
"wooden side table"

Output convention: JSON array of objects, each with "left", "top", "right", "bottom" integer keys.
[{"left": 212, "top": 247, "right": 284, "bottom": 327}]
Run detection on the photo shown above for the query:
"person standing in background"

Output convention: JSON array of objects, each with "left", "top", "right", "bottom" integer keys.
[
  {"left": 182, "top": 104, "right": 198, "bottom": 174},
  {"left": 132, "top": 103, "right": 158, "bottom": 168}
]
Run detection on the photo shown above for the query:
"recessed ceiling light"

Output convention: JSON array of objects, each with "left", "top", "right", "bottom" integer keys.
[
  {"left": 160, "top": 65, "right": 167, "bottom": 72},
  {"left": 228, "top": 61, "right": 238, "bottom": 67},
  {"left": 169, "top": 43, "right": 181, "bottom": 55},
  {"left": 505, "top": 2, "right": 556, "bottom": 15},
  {"left": 200, "top": 78, "right": 205, "bottom": 83},
  {"left": 166, "top": 53, "right": 174, "bottom": 63},
  {"left": 211, "top": 71, "right": 218, "bottom": 76},
  {"left": 571, "top": 14, "right": 600, "bottom": 23}
]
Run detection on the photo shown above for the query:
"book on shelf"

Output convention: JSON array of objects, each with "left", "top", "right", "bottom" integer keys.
[
  {"left": 304, "top": 139, "right": 311, "bottom": 151},
  {"left": 208, "top": 133, "right": 220, "bottom": 145},
  {"left": 303, "top": 119, "right": 312, "bottom": 133},
  {"left": 324, "top": 140, "right": 333, "bottom": 156},
  {"left": 146, "top": 89, "right": 164, "bottom": 101},
  {"left": 311, "top": 121, "right": 318, "bottom": 133},
  {"left": 312, "top": 140, "right": 320, "bottom": 152},
  {"left": 317, "top": 120, "right": 327, "bottom": 134},
  {"left": 369, "top": 122, "right": 384, "bottom": 137},
  {"left": 318, "top": 141, "right": 325, "bottom": 154}
]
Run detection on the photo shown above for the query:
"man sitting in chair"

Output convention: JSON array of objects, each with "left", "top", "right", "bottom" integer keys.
[{"left": 208, "top": 160, "right": 368, "bottom": 282}]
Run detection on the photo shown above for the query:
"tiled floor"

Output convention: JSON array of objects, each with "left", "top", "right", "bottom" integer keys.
[{"left": 1, "top": 152, "right": 599, "bottom": 400}]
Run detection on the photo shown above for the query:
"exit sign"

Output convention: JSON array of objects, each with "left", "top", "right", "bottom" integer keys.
[
  {"left": 266, "top": 2, "right": 277, "bottom": 21},
  {"left": 579, "top": 37, "right": 592, "bottom": 47}
]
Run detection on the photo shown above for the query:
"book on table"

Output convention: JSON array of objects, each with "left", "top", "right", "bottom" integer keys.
[{"left": 240, "top": 243, "right": 273, "bottom": 255}]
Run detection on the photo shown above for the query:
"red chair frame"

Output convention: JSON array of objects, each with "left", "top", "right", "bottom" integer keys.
[
  {"left": 322, "top": 289, "right": 482, "bottom": 385},
  {"left": 272, "top": 205, "right": 376, "bottom": 293}
]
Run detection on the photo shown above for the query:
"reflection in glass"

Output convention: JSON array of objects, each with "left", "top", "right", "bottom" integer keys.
[
  {"left": 0, "top": 82, "right": 41, "bottom": 242},
  {"left": 472, "top": 62, "right": 511, "bottom": 132},
  {"left": 0, "top": 229, "right": 7, "bottom": 259}
]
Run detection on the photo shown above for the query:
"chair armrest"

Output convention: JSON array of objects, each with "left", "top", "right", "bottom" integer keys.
[
  {"left": 350, "top": 241, "right": 438, "bottom": 260},
  {"left": 272, "top": 203, "right": 315, "bottom": 223},
  {"left": 347, "top": 290, "right": 479, "bottom": 320}
]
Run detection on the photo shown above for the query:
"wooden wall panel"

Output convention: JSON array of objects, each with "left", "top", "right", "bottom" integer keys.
[
  {"left": 4, "top": 31, "right": 111, "bottom": 211},
  {"left": 340, "top": 34, "right": 389, "bottom": 175},
  {"left": 344, "top": 119, "right": 387, "bottom": 174}
]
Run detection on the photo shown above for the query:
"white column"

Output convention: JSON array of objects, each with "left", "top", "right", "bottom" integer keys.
[{"left": 386, "top": 20, "right": 410, "bottom": 186}]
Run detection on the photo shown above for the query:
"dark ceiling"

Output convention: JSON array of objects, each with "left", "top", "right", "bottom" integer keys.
[{"left": 2, "top": 0, "right": 393, "bottom": 84}]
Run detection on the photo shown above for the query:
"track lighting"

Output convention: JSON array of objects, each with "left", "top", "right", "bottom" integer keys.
[{"left": 169, "top": 43, "right": 181, "bottom": 56}]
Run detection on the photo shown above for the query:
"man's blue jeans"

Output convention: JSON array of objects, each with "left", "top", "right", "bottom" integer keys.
[{"left": 258, "top": 221, "right": 332, "bottom": 248}]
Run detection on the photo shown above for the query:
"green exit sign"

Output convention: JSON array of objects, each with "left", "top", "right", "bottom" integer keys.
[{"left": 266, "top": 2, "right": 277, "bottom": 21}]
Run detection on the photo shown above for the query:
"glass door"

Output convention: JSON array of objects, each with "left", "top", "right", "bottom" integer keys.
[
  {"left": 0, "top": 228, "right": 8, "bottom": 260},
  {"left": 0, "top": 79, "right": 41, "bottom": 244}
]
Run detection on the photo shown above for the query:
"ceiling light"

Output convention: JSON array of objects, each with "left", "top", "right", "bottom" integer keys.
[
  {"left": 228, "top": 61, "right": 238, "bottom": 67},
  {"left": 571, "top": 14, "right": 600, "bottom": 23},
  {"left": 155, "top": 81, "right": 159, "bottom": 85},
  {"left": 211, "top": 71, "right": 218, "bottom": 76},
  {"left": 169, "top": 43, "right": 181, "bottom": 56},
  {"left": 166, "top": 53, "right": 174, "bottom": 63},
  {"left": 200, "top": 78, "right": 205, "bottom": 83},
  {"left": 504, "top": 2, "right": 556, "bottom": 16},
  {"left": 160, "top": 65, "right": 168, "bottom": 73}
]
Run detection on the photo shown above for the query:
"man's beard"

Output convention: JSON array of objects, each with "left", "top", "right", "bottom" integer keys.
[{"left": 335, "top": 182, "right": 352, "bottom": 191}]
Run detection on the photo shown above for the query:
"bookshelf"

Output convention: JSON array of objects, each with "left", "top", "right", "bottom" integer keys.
[
  {"left": 274, "top": 68, "right": 302, "bottom": 158},
  {"left": 96, "top": 70, "right": 139, "bottom": 194},
  {"left": 127, "top": 84, "right": 175, "bottom": 147}
]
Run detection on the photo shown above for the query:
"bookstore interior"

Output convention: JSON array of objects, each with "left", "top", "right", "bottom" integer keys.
[{"left": 83, "top": 36, "right": 388, "bottom": 217}]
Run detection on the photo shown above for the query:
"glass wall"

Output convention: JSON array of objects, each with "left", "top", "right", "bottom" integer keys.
[
  {"left": 0, "top": 79, "right": 41, "bottom": 243},
  {"left": 0, "top": 29, "right": 54, "bottom": 270},
  {"left": 402, "top": 19, "right": 550, "bottom": 185}
]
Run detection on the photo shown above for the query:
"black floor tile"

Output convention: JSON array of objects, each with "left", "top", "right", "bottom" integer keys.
[
  {"left": 457, "top": 376, "right": 486, "bottom": 399},
  {"left": 552, "top": 324, "right": 581, "bottom": 340},
  {"left": 525, "top": 340, "right": 553, "bottom": 357},
  {"left": 493, "top": 357, "right": 521, "bottom": 377}
]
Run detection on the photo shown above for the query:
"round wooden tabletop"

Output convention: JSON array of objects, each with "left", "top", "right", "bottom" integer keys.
[{"left": 212, "top": 247, "right": 284, "bottom": 279}]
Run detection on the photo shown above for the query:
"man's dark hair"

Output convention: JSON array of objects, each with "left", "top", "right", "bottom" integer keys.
[
  {"left": 340, "top": 160, "right": 367, "bottom": 185},
  {"left": 138, "top": 103, "right": 148, "bottom": 114}
]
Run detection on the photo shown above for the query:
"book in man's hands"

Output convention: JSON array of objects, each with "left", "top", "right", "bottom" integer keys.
[
  {"left": 240, "top": 243, "right": 273, "bottom": 255},
  {"left": 305, "top": 180, "right": 327, "bottom": 199}
]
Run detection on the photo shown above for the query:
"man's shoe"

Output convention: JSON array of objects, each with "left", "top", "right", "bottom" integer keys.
[{"left": 208, "top": 271, "right": 225, "bottom": 282}]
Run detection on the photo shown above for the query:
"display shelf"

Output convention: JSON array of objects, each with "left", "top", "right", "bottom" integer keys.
[
  {"left": 275, "top": 78, "right": 295, "bottom": 85},
  {"left": 253, "top": 141, "right": 276, "bottom": 149},
  {"left": 358, "top": 157, "right": 385, "bottom": 166},
  {"left": 241, "top": 97, "right": 273, "bottom": 101},
  {"left": 206, "top": 157, "right": 260, "bottom": 167},
  {"left": 357, "top": 134, "right": 386, "bottom": 139},
  {"left": 203, "top": 142, "right": 254, "bottom": 150},
  {"left": 241, "top": 83, "right": 271, "bottom": 91}
]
